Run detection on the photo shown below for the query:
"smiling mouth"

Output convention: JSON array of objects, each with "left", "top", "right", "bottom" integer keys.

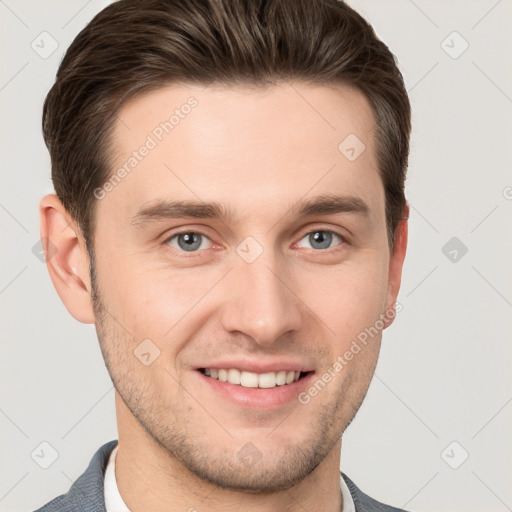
[{"left": 199, "top": 368, "right": 312, "bottom": 389}]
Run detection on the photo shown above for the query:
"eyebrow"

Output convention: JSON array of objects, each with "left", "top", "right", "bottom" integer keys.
[{"left": 131, "top": 194, "right": 369, "bottom": 228}]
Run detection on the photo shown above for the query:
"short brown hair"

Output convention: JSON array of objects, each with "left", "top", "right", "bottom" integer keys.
[{"left": 43, "top": 0, "right": 411, "bottom": 250}]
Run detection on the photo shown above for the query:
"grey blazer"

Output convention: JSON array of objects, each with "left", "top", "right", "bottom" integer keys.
[{"left": 34, "top": 440, "right": 410, "bottom": 512}]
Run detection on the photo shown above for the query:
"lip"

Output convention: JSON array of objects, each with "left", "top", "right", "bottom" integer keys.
[
  {"left": 194, "top": 358, "right": 314, "bottom": 374},
  {"left": 195, "top": 369, "right": 315, "bottom": 409}
]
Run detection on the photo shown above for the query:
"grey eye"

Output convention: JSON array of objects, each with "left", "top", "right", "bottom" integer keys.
[
  {"left": 167, "top": 232, "right": 211, "bottom": 252},
  {"left": 297, "top": 230, "right": 342, "bottom": 250}
]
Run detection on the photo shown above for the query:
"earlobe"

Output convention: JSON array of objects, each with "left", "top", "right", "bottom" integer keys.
[
  {"left": 383, "top": 205, "right": 409, "bottom": 329},
  {"left": 39, "top": 194, "right": 95, "bottom": 324}
]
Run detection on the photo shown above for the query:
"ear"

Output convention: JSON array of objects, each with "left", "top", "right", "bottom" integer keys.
[
  {"left": 383, "top": 205, "right": 409, "bottom": 329},
  {"left": 39, "top": 194, "right": 95, "bottom": 323}
]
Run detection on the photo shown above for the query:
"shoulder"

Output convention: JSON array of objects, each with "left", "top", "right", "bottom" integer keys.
[
  {"left": 342, "top": 472, "right": 412, "bottom": 512},
  {"left": 33, "top": 440, "right": 118, "bottom": 512}
]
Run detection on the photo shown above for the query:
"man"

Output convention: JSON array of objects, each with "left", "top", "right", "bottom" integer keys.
[{"left": 35, "top": 0, "right": 411, "bottom": 510}]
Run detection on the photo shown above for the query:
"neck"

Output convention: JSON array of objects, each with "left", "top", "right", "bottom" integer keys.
[{"left": 114, "top": 394, "right": 343, "bottom": 512}]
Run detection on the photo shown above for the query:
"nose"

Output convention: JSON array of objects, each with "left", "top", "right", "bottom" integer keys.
[{"left": 219, "top": 248, "right": 303, "bottom": 347}]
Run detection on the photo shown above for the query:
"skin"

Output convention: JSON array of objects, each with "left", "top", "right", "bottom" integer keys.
[{"left": 40, "top": 82, "right": 408, "bottom": 512}]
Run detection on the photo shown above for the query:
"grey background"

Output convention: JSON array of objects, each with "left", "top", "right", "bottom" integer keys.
[{"left": 1, "top": 1, "right": 511, "bottom": 511}]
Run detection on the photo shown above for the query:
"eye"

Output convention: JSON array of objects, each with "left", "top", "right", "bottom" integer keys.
[
  {"left": 165, "top": 231, "right": 212, "bottom": 253},
  {"left": 296, "top": 230, "right": 344, "bottom": 251}
]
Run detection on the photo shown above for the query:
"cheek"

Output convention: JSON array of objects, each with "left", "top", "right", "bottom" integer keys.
[
  {"left": 97, "top": 242, "right": 389, "bottom": 349},
  {"left": 301, "top": 257, "right": 389, "bottom": 339},
  {"left": 100, "top": 261, "right": 218, "bottom": 346}
]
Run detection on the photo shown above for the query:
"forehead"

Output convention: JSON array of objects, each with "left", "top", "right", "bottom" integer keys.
[{"left": 101, "top": 82, "right": 382, "bottom": 226}]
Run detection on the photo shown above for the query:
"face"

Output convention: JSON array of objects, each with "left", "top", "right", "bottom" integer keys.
[{"left": 89, "top": 82, "right": 403, "bottom": 491}]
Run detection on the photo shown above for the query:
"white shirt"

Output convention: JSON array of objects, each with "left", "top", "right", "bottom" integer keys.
[{"left": 104, "top": 445, "right": 355, "bottom": 512}]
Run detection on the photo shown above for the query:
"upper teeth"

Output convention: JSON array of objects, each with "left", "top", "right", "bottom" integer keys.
[{"left": 204, "top": 368, "right": 301, "bottom": 388}]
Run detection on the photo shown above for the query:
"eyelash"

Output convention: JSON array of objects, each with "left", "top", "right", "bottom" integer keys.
[{"left": 162, "top": 228, "right": 347, "bottom": 257}]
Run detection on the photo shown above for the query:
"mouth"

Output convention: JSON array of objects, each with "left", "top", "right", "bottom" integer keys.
[{"left": 198, "top": 368, "right": 313, "bottom": 389}]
